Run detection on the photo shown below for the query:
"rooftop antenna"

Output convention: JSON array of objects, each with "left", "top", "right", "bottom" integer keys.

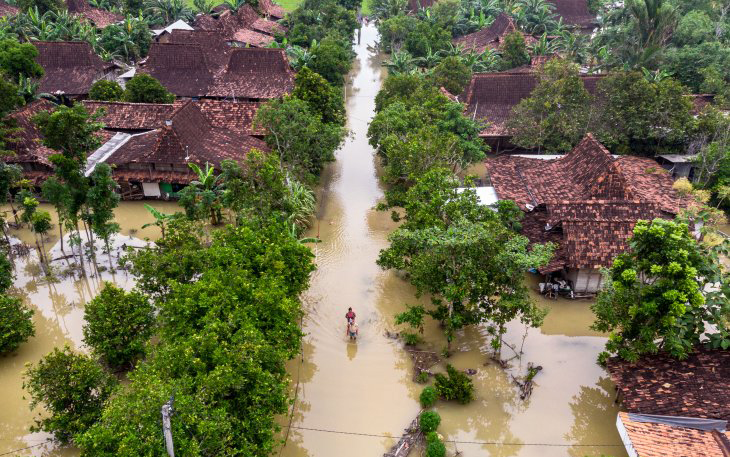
[{"left": 184, "top": 145, "right": 190, "bottom": 162}]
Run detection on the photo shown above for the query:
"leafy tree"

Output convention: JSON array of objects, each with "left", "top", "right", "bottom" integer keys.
[
  {"left": 0, "top": 76, "right": 23, "bottom": 155},
  {"left": 0, "top": 250, "right": 12, "bottom": 291},
  {"left": 370, "top": 0, "right": 407, "bottom": 20},
  {"left": 592, "top": 218, "right": 730, "bottom": 363},
  {"left": 426, "top": 432, "right": 446, "bottom": 457},
  {"left": 431, "top": 55, "right": 472, "bottom": 95},
  {"left": 500, "top": 30, "right": 530, "bottom": 70},
  {"left": 178, "top": 162, "right": 224, "bottom": 225},
  {"left": 83, "top": 283, "right": 154, "bottom": 369},
  {"left": 0, "top": 294, "right": 34, "bottom": 354},
  {"left": 122, "top": 73, "right": 175, "bottom": 103},
  {"left": 292, "top": 66, "right": 345, "bottom": 125},
  {"left": 99, "top": 17, "right": 152, "bottom": 62},
  {"left": 672, "top": 10, "right": 715, "bottom": 46},
  {"left": 255, "top": 96, "right": 345, "bottom": 182},
  {"left": 34, "top": 103, "right": 104, "bottom": 163},
  {"left": 41, "top": 176, "right": 72, "bottom": 252},
  {"left": 420, "top": 386, "right": 437, "bottom": 407},
  {"left": 663, "top": 42, "right": 730, "bottom": 93},
  {"left": 89, "top": 80, "right": 124, "bottom": 101},
  {"left": 87, "top": 163, "right": 120, "bottom": 257},
  {"left": 507, "top": 59, "right": 593, "bottom": 153},
  {"left": 378, "top": 168, "right": 553, "bottom": 352},
  {"left": 0, "top": 38, "right": 44, "bottom": 83},
  {"left": 31, "top": 210, "right": 52, "bottom": 265},
  {"left": 24, "top": 346, "right": 117, "bottom": 444},
  {"left": 286, "top": 0, "right": 358, "bottom": 47},
  {"left": 594, "top": 71, "right": 694, "bottom": 155},
  {"left": 419, "top": 410, "right": 441, "bottom": 433},
  {"left": 309, "top": 35, "right": 353, "bottom": 86}
]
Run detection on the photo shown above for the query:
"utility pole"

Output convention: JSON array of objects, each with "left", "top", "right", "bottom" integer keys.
[{"left": 161, "top": 396, "right": 175, "bottom": 457}]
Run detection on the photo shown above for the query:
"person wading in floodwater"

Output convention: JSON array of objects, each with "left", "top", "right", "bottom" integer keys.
[
  {"left": 345, "top": 307, "right": 356, "bottom": 322},
  {"left": 346, "top": 318, "right": 358, "bottom": 340}
]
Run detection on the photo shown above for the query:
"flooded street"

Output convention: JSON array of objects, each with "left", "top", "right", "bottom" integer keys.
[
  {"left": 278, "top": 23, "right": 626, "bottom": 457},
  {"left": 0, "top": 201, "right": 178, "bottom": 457},
  {"left": 0, "top": 24, "right": 626, "bottom": 457}
]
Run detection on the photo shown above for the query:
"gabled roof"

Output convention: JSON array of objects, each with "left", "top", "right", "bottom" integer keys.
[
  {"left": 34, "top": 41, "right": 112, "bottom": 95},
  {"left": 66, "top": 0, "right": 122, "bottom": 28},
  {"left": 258, "top": 0, "right": 285, "bottom": 19},
  {"left": 463, "top": 72, "right": 603, "bottom": 137},
  {"left": 140, "top": 42, "right": 214, "bottom": 97},
  {"left": 152, "top": 19, "right": 194, "bottom": 36},
  {"left": 231, "top": 28, "right": 274, "bottom": 47},
  {"left": 208, "top": 48, "right": 294, "bottom": 99},
  {"left": 194, "top": 5, "right": 285, "bottom": 41},
  {"left": 618, "top": 412, "right": 730, "bottom": 457},
  {"left": 84, "top": 99, "right": 262, "bottom": 135},
  {"left": 485, "top": 134, "right": 684, "bottom": 271},
  {"left": 0, "top": 0, "right": 19, "bottom": 17},
  {"left": 5, "top": 99, "right": 57, "bottom": 167},
  {"left": 453, "top": 13, "right": 530, "bottom": 53},
  {"left": 549, "top": 0, "right": 596, "bottom": 29},
  {"left": 607, "top": 350, "right": 730, "bottom": 421},
  {"left": 161, "top": 29, "right": 231, "bottom": 69},
  {"left": 105, "top": 101, "right": 268, "bottom": 171}
]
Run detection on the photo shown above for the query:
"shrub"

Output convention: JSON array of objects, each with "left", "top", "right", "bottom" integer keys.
[
  {"left": 426, "top": 432, "right": 446, "bottom": 457},
  {"left": 434, "top": 364, "right": 474, "bottom": 404},
  {"left": 419, "top": 411, "right": 441, "bottom": 433},
  {"left": 123, "top": 73, "right": 175, "bottom": 104},
  {"left": 88, "top": 80, "right": 123, "bottom": 101},
  {"left": 419, "top": 386, "right": 437, "bottom": 407},
  {"left": 416, "top": 371, "right": 429, "bottom": 383},
  {"left": 0, "top": 295, "right": 34, "bottom": 354},
  {"left": 82, "top": 283, "right": 154, "bottom": 369},
  {"left": 402, "top": 332, "right": 420, "bottom": 345},
  {"left": 24, "top": 346, "right": 117, "bottom": 444}
]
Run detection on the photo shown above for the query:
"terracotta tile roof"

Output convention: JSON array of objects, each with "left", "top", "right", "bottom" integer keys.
[
  {"left": 140, "top": 42, "right": 214, "bottom": 97},
  {"left": 453, "top": 13, "right": 530, "bottom": 53},
  {"left": 230, "top": 28, "right": 273, "bottom": 47},
  {"left": 463, "top": 72, "right": 603, "bottom": 137},
  {"left": 258, "top": 0, "right": 285, "bottom": 19},
  {"left": 105, "top": 101, "right": 268, "bottom": 178},
  {"left": 66, "top": 0, "right": 122, "bottom": 28},
  {"left": 0, "top": 1, "right": 19, "bottom": 17},
  {"left": 194, "top": 5, "right": 285, "bottom": 42},
  {"left": 607, "top": 350, "right": 730, "bottom": 421},
  {"left": 34, "top": 41, "right": 111, "bottom": 95},
  {"left": 82, "top": 100, "right": 180, "bottom": 131},
  {"left": 485, "top": 134, "right": 685, "bottom": 271},
  {"left": 619, "top": 412, "right": 730, "bottom": 457},
  {"left": 161, "top": 29, "right": 232, "bottom": 69},
  {"left": 208, "top": 48, "right": 294, "bottom": 99},
  {"left": 196, "top": 99, "right": 263, "bottom": 135},
  {"left": 407, "top": 0, "right": 436, "bottom": 12},
  {"left": 5, "top": 99, "right": 57, "bottom": 168},
  {"left": 549, "top": 0, "right": 596, "bottom": 29}
]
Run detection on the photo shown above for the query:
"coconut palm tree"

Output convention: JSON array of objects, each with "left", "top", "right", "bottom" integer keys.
[
  {"left": 627, "top": 0, "right": 677, "bottom": 49},
  {"left": 144, "top": 0, "right": 193, "bottom": 25},
  {"left": 514, "top": 0, "right": 558, "bottom": 35}
]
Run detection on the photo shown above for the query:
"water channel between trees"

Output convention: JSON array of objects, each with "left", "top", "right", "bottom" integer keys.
[{"left": 0, "top": 23, "right": 626, "bottom": 457}]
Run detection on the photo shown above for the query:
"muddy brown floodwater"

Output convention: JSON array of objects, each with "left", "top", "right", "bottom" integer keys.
[
  {"left": 0, "top": 201, "right": 178, "bottom": 457},
  {"left": 277, "top": 24, "right": 627, "bottom": 457}
]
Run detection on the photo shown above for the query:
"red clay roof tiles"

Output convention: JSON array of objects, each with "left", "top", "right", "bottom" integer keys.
[
  {"left": 607, "top": 350, "right": 730, "bottom": 421},
  {"left": 485, "top": 134, "right": 685, "bottom": 271},
  {"left": 208, "top": 48, "right": 294, "bottom": 99},
  {"left": 34, "top": 41, "right": 112, "bottom": 95},
  {"left": 0, "top": 1, "right": 18, "bottom": 17},
  {"left": 140, "top": 42, "right": 214, "bottom": 97},
  {"left": 453, "top": 14, "right": 531, "bottom": 54}
]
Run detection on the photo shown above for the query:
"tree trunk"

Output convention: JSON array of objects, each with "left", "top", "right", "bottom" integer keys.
[
  {"left": 1, "top": 223, "right": 9, "bottom": 245},
  {"left": 58, "top": 217, "right": 65, "bottom": 253}
]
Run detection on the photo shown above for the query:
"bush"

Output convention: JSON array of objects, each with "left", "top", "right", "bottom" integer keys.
[
  {"left": 0, "top": 295, "right": 34, "bottom": 354},
  {"left": 0, "top": 250, "right": 13, "bottom": 292},
  {"left": 24, "top": 346, "right": 117, "bottom": 444},
  {"left": 402, "top": 332, "right": 420, "bottom": 345},
  {"left": 82, "top": 283, "right": 154, "bottom": 369},
  {"left": 419, "top": 386, "right": 437, "bottom": 407},
  {"left": 89, "top": 80, "right": 123, "bottom": 101},
  {"left": 416, "top": 371, "right": 429, "bottom": 383},
  {"left": 419, "top": 410, "right": 441, "bottom": 433},
  {"left": 434, "top": 364, "right": 474, "bottom": 404},
  {"left": 426, "top": 432, "right": 446, "bottom": 457},
  {"left": 123, "top": 73, "right": 175, "bottom": 104}
]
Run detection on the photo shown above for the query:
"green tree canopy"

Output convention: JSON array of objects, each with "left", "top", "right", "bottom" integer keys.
[
  {"left": 431, "top": 55, "right": 472, "bottom": 95},
  {"left": 309, "top": 35, "right": 353, "bottom": 86},
  {"left": 122, "top": 73, "right": 175, "bottom": 103},
  {"left": 0, "top": 38, "right": 44, "bottom": 83},
  {"left": 89, "top": 80, "right": 124, "bottom": 101},
  {"left": 592, "top": 218, "right": 730, "bottom": 363},
  {"left": 507, "top": 59, "right": 593, "bottom": 153},
  {"left": 292, "top": 66, "right": 346, "bottom": 125},
  {"left": 500, "top": 30, "right": 530, "bottom": 70},
  {"left": 0, "top": 294, "right": 34, "bottom": 354}
]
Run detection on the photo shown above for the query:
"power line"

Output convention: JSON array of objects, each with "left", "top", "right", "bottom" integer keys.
[
  {"left": 282, "top": 424, "right": 624, "bottom": 448},
  {"left": 0, "top": 439, "right": 52, "bottom": 457}
]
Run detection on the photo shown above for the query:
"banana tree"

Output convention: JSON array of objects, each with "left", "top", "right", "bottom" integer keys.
[
  {"left": 141, "top": 204, "right": 175, "bottom": 239},
  {"left": 178, "top": 162, "right": 224, "bottom": 225}
]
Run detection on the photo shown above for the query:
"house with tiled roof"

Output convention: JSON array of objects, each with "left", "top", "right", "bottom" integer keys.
[
  {"left": 156, "top": 30, "right": 233, "bottom": 69},
  {"left": 462, "top": 71, "right": 603, "bottom": 152},
  {"left": 0, "top": 0, "right": 18, "bottom": 17},
  {"left": 550, "top": 0, "right": 597, "bottom": 31},
  {"left": 607, "top": 350, "right": 730, "bottom": 457},
  {"left": 208, "top": 48, "right": 294, "bottom": 100},
  {"left": 453, "top": 13, "right": 536, "bottom": 54},
  {"left": 485, "top": 134, "right": 686, "bottom": 293},
  {"left": 258, "top": 0, "right": 285, "bottom": 20},
  {"left": 4, "top": 100, "right": 57, "bottom": 184},
  {"left": 33, "top": 41, "right": 119, "bottom": 97},
  {"left": 617, "top": 412, "right": 730, "bottom": 457},
  {"left": 66, "top": 0, "right": 123, "bottom": 28},
  {"left": 89, "top": 101, "right": 268, "bottom": 198},
  {"left": 139, "top": 42, "right": 214, "bottom": 97},
  {"left": 83, "top": 99, "right": 264, "bottom": 136},
  {"left": 194, "top": 4, "right": 285, "bottom": 45}
]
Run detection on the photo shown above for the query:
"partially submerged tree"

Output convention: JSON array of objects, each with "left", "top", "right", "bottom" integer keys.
[
  {"left": 592, "top": 218, "right": 730, "bottom": 363},
  {"left": 178, "top": 162, "right": 224, "bottom": 225}
]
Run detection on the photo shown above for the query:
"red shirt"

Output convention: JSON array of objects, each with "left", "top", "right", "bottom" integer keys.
[{"left": 345, "top": 311, "right": 356, "bottom": 320}]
